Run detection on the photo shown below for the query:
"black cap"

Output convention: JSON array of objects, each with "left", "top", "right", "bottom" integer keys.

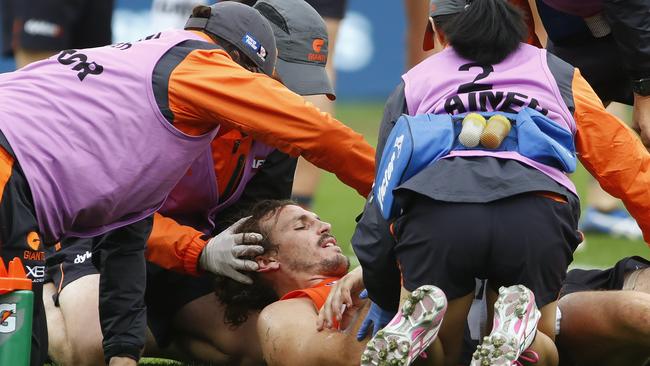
[
  {"left": 254, "top": 0, "right": 335, "bottom": 100},
  {"left": 430, "top": 0, "right": 468, "bottom": 17},
  {"left": 185, "top": 2, "right": 277, "bottom": 77},
  {"left": 423, "top": 0, "right": 468, "bottom": 50}
]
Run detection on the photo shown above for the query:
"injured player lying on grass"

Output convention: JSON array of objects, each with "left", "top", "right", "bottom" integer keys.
[
  {"left": 206, "top": 199, "right": 438, "bottom": 366},
  {"left": 211, "top": 200, "right": 534, "bottom": 366},
  {"left": 197, "top": 200, "right": 650, "bottom": 366}
]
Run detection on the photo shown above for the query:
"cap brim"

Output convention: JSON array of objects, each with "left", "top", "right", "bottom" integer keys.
[
  {"left": 423, "top": 21, "right": 435, "bottom": 51},
  {"left": 275, "top": 58, "right": 336, "bottom": 100}
]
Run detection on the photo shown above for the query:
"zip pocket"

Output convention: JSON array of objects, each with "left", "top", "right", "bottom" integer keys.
[{"left": 221, "top": 154, "right": 246, "bottom": 203}]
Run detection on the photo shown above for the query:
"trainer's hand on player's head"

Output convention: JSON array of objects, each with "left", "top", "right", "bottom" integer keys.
[
  {"left": 199, "top": 216, "right": 264, "bottom": 284},
  {"left": 317, "top": 266, "right": 365, "bottom": 331}
]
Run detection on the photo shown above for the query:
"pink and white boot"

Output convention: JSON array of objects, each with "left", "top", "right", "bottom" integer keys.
[
  {"left": 360, "top": 285, "right": 447, "bottom": 366},
  {"left": 471, "top": 284, "right": 541, "bottom": 366}
]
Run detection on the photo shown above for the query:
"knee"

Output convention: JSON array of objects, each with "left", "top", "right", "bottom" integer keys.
[
  {"left": 68, "top": 335, "right": 105, "bottom": 366},
  {"left": 614, "top": 294, "right": 650, "bottom": 343}
]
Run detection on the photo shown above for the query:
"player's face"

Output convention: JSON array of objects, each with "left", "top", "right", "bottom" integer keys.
[{"left": 263, "top": 205, "right": 349, "bottom": 277}]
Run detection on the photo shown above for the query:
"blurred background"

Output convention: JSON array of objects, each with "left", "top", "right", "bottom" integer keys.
[
  {"left": 1, "top": 0, "right": 647, "bottom": 271},
  {"left": 1, "top": 0, "right": 405, "bottom": 99},
  {"left": 3, "top": 2, "right": 648, "bottom": 365}
]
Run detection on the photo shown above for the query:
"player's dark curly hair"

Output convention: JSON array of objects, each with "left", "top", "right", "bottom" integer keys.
[
  {"left": 433, "top": 0, "right": 527, "bottom": 65},
  {"left": 212, "top": 200, "right": 295, "bottom": 327}
]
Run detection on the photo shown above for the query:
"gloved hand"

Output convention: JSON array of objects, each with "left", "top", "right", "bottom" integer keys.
[
  {"left": 356, "top": 290, "right": 396, "bottom": 341},
  {"left": 199, "top": 216, "right": 264, "bottom": 284}
]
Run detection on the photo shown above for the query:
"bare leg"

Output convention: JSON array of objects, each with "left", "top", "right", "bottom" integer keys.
[
  {"left": 557, "top": 290, "right": 650, "bottom": 366},
  {"left": 525, "top": 302, "right": 559, "bottom": 366},
  {"left": 403, "top": 0, "right": 435, "bottom": 69},
  {"left": 43, "top": 282, "right": 73, "bottom": 365},
  {"left": 437, "top": 292, "right": 475, "bottom": 366},
  {"left": 57, "top": 274, "right": 105, "bottom": 365},
  {"left": 291, "top": 17, "right": 340, "bottom": 208}
]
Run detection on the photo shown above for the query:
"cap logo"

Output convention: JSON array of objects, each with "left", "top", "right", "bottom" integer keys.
[
  {"left": 242, "top": 33, "right": 267, "bottom": 61},
  {"left": 308, "top": 38, "right": 327, "bottom": 63},
  {"left": 430, "top": 3, "right": 437, "bottom": 13},
  {"left": 312, "top": 39, "right": 324, "bottom": 53}
]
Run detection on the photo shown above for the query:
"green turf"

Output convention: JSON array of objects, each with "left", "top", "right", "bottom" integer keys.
[{"left": 70, "top": 101, "right": 650, "bottom": 365}]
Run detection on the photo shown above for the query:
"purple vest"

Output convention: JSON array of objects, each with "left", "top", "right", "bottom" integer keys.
[
  {"left": 0, "top": 30, "right": 218, "bottom": 243},
  {"left": 160, "top": 141, "right": 275, "bottom": 233},
  {"left": 403, "top": 44, "right": 576, "bottom": 194}
]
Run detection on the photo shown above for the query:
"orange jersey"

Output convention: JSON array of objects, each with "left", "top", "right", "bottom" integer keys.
[
  {"left": 281, "top": 277, "right": 341, "bottom": 310},
  {"left": 281, "top": 277, "right": 341, "bottom": 328}
]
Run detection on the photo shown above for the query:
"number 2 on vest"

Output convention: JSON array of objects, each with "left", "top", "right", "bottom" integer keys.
[{"left": 457, "top": 63, "right": 494, "bottom": 94}]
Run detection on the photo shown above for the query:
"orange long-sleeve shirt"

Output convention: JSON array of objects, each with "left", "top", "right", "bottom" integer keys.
[
  {"left": 144, "top": 32, "right": 375, "bottom": 274},
  {"left": 168, "top": 35, "right": 374, "bottom": 195},
  {"left": 573, "top": 70, "right": 650, "bottom": 243}
]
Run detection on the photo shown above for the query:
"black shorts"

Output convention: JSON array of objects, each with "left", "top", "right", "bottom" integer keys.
[
  {"left": 45, "top": 236, "right": 98, "bottom": 306},
  {"left": 547, "top": 35, "right": 633, "bottom": 105},
  {"left": 43, "top": 234, "right": 213, "bottom": 348},
  {"left": 305, "top": 0, "right": 347, "bottom": 20},
  {"left": 0, "top": 133, "right": 48, "bottom": 366},
  {"left": 393, "top": 192, "right": 582, "bottom": 308},
  {"left": 560, "top": 256, "right": 650, "bottom": 297},
  {"left": 1, "top": 0, "right": 114, "bottom": 57},
  {"left": 145, "top": 263, "right": 214, "bottom": 347},
  {"left": 42, "top": 225, "right": 214, "bottom": 348}
]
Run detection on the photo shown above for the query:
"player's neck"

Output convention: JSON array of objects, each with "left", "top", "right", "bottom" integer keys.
[{"left": 271, "top": 271, "right": 331, "bottom": 297}]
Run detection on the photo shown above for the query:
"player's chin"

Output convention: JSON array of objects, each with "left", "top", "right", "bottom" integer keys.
[
  {"left": 333, "top": 254, "right": 350, "bottom": 276},
  {"left": 321, "top": 254, "right": 350, "bottom": 277}
]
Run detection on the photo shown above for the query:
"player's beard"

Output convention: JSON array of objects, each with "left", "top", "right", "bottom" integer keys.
[
  {"left": 285, "top": 234, "right": 350, "bottom": 277},
  {"left": 317, "top": 255, "right": 350, "bottom": 277}
]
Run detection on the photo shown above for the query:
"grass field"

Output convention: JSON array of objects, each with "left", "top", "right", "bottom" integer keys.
[{"left": 137, "top": 101, "right": 647, "bottom": 365}]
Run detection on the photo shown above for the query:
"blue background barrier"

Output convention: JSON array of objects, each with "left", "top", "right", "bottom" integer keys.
[{"left": 0, "top": 0, "right": 409, "bottom": 101}]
